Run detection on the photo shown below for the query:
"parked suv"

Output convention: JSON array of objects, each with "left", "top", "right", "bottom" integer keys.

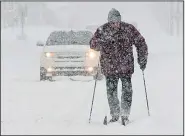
[{"left": 39, "top": 30, "right": 103, "bottom": 81}]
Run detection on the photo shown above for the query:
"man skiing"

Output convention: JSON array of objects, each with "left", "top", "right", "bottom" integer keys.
[{"left": 90, "top": 8, "right": 148, "bottom": 125}]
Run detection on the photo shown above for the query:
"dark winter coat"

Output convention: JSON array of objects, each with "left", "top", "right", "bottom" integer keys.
[{"left": 90, "top": 9, "right": 148, "bottom": 77}]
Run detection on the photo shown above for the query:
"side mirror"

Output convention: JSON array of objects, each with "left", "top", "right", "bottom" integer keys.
[{"left": 36, "top": 41, "right": 44, "bottom": 46}]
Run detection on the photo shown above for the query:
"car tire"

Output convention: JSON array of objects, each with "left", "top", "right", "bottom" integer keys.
[
  {"left": 40, "top": 67, "right": 55, "bottom": 81},
  {"left": 40, "top": 67, "right": 47, "bottom": 81},
  {"left": 48, "top": 76, "right": 54, "bottom": 82}
]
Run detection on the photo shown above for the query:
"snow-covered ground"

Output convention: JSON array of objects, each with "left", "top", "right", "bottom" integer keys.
[{"left": 1, "top": 24, "right": 183, "bottom": 135}]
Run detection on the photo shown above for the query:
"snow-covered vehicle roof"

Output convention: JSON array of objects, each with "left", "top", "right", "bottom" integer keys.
[{"left": 46, "top": 30, "right": 93, "bottom": 46}]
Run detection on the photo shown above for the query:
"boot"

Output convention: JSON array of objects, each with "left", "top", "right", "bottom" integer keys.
[
  {"left": 109, "top": 116, "right": 119, "bottom": 123},
  {"left": 121, "top": 116, "right": 129, "bottom": 126}
]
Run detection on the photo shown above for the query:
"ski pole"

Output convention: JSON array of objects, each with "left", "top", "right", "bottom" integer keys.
[
  {"left": 89, "top": 62, "right": 100, "bottom": 123},
  {"left": 142, "top": 71, "right": 150, "bottom": 116}
]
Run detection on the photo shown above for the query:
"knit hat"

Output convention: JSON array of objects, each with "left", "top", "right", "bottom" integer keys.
[{"left": 108, "top": 8, "right": 121, "bottom": 22}]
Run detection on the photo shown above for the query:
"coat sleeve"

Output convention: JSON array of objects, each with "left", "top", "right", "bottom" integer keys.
[
  {"left": 131, "top": 25, "right": 148, "bottom": 67},
  {"left": 89, "top": 27, "right": 103, "bottom": 51}
]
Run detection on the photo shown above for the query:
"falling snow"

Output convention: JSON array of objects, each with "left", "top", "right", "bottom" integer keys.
[{"left": 1, "top": 2, "right": 183, "bottom": 135}]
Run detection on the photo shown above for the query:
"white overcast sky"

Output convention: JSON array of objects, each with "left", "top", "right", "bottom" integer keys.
[{"left": 45, "top": 2, "right": 155, "bottom": 29}]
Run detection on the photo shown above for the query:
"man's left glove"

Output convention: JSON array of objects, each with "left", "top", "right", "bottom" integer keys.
[
  {"left": 140, "top": 63, "right": 146, "bottom": 71},
  {"left": 138, "top": 58, "right": 147, "bottom": 71}
]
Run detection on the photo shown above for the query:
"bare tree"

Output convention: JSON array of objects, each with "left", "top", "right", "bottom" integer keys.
[{"left": 17, "top": 2, "right": 27, "bottom": 39}]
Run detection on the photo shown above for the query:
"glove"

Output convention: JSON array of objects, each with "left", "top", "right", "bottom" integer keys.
[
  {"left": 138, "top": 58, "right": 147, "bottom": 71},
  {"left": 140, "top": 63, "right": 146, "bottom": 71}
]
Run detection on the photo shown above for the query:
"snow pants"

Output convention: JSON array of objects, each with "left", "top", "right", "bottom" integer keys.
[{"left": 105, "top": 75, "right": 133, "bottom": 118}]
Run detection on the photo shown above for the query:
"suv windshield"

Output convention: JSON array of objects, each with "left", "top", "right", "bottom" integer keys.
[{"left": 46, "top": 30, "right": 93, "bottom": 46}]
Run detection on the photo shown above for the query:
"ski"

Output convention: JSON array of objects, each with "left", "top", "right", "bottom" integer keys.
[{"left": 69, "top": 77, "right": 93, "bottom": 82}]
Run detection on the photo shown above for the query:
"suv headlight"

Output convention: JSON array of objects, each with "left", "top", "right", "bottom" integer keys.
[
  {"left": 47, "top": 67, "right": 54, "bottom": 72},
  {"left": 86, "top": 51, "right": 96, "bottom": 59},
  {"left": 87, "top": 67, "right": 93, "bottom": 72},
  {"left": 45, "top": 52, "right": 54, "bottom": 58},
  {"left": 89, "top": 52, "right": 96, "bottom": 58}
]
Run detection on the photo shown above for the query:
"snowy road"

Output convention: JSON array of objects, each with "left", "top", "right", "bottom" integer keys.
[{"left": 1, "top": 28, "right": 183, "bottom": 135}]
